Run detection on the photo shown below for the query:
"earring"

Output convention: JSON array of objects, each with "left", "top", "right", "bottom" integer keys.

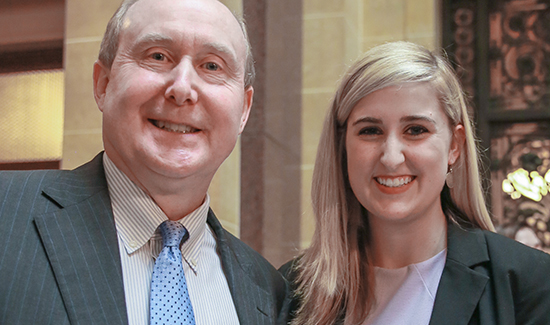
[{"left": 446, "top": 166, "right": 454, "bottom": 189}]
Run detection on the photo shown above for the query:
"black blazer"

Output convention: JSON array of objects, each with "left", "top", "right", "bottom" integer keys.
[
  {"left": 281, "top": 223, "right": 550, "bottom": 324},
  {"left": 0, "top": 153, "right": 288, "bottom": 325}
]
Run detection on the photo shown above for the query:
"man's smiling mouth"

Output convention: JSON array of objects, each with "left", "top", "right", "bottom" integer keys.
[{"left": 150, "top": 119, "right": 199, "bottom": 134}]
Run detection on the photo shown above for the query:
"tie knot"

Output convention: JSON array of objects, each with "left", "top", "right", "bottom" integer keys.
[{"left": 159, "top": 220, "right": 189, "bottom": 247}]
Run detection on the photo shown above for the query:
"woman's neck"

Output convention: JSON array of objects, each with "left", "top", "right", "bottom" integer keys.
[{"left": 368, "top": 210, "right": 448, "bottom": 269}]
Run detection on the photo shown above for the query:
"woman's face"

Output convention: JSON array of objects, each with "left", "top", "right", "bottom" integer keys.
[{"left": 345, "top": 83, "right": 463, "bottom": 226}]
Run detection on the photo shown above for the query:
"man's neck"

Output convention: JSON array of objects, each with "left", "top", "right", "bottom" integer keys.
[{"left": 104, "top": 152, "right": 211, "bottom": 221}]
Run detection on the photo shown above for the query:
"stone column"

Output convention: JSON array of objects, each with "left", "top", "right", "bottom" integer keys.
[{"left": 241, "top": 0, "right": 303, "bottom": 267}]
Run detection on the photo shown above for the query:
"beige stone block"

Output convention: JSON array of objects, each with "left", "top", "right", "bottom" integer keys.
[
  {"left": 64, "top": 41, "right": 103, "bottom": 131},
  {"left": 344, "top": 19, "right": 361, "bottom": 61},
  {"left": 219, "top": 0, "right": 242, "bottom": 14},
  {"left": 218, "top": 219, "right": 239, "bottom": 237},
  {"left": 62, "top": 132, "right": 104, "bottom": 170},
  {"left": 362, "top": 38, "right": 396, "bottom": 52},
  {"left": 300, "top": 167, "right": 315, "bottom": 249},
  {"left": 406, "top": 35, "right": 437, "bottom": 50},
  {"left": 363, "top": 0, "right": 405, "bottom": 39},
  {"left": 300, "top": 90, "right": 334, "bottom": 250},
  {"left": 263, "top": 127, "right": 302, "bottom": 266},
  {"left": 0, "top": 71, "right": 64, "bottom": 163},
  {"left": 405, "top": 0, "right": 435, "bottom": 37},
  {"left": 302, "top": 91, "right": 334, "bottom": 165},
  {"left": 209, "top": 140, "right": 241, "bottom": 237},
  {"left": 66, "top": 0, "right": 123, "bottom": 39},
  {"left": 304, "top": 0, "right": 345, "bottom": 14},
  {"left": 344, "top": 0, "right": 361, "bottom": 28},
  {"left": 303, "top": 17, "right": 349, "bottom": 89}
]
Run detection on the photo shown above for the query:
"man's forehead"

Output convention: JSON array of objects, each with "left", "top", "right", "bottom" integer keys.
[
  {"left": 125, "top": 0, "right": 240, "bottom": 30},
  {"left": 121, "top": 0, "right": 246, "bottom": 55}
]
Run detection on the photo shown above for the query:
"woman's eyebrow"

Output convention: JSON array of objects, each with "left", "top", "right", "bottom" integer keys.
[
  {"left": 351, "top": 116, "right": 382, "bottom": 126},
  {"left": 400, "top": 115, "right": 437, "bottom": 124}
]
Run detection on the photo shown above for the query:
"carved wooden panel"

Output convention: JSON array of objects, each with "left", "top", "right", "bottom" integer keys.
[
  {"left": 489, "top": 0, "right": 550, "bottom": 110},
  {"left": 444, "top": 0, "right": 550, "bottom": 251}
]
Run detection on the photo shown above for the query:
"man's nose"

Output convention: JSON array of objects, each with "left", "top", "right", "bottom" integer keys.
[
  {"left": 164, "top": 60, "right": 199, "bottom": 106},
  {"left": 380, "top": 135, "right": 405, "bottom": 170}
]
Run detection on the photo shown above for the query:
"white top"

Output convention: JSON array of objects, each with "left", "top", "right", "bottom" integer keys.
[
  {"left": 364, "top": 249, "right": 447, "bottom": 325},
  {"left": 103, "top": 154, "right": 239, "bottom": 325}
]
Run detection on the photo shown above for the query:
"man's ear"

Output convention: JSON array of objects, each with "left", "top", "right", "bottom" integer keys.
[
  {"left": 238, "top": 86, "right": 254, "bottom": 134},
  {"left": 449, "top": 124, "right": 466, "bottom": 165},
  {"left": 93, "top": 60, "right": 110, "bottom": 112}
]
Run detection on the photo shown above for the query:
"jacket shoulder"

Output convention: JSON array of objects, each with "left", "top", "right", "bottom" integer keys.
[
  {"left": 222, "top": 228, "right": 286, "bottom": 285},
  {"left": 482, "top": 229, "right": 550, "bottom": 323},
  {"left": 482, "top": 229, "right": 550, "bottom": 269},
  {"left": 207, "top": 210, "right": 288, "bottom": 299}
]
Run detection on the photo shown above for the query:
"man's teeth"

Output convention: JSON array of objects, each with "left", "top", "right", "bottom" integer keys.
[
  {"left": 155, "top": 120, "right": 196, "bottom": 133},
  {"left": 376, "top": 177, "right": 413, "bottom": 187}
]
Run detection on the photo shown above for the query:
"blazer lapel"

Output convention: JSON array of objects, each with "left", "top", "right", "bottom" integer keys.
[
  {"left": 429, "top": 223, "right": 490, "bottom": 325},
  {"left": 207, "top": 211, "right": 273, "bottom": 325},
  {"left": 34, "top": 154, "right": 128, "bottom": 324}
]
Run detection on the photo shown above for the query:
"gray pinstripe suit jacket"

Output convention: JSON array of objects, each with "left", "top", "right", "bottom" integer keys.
[{"left": 0, "top": 153, "right": 289, "bottom": 325}]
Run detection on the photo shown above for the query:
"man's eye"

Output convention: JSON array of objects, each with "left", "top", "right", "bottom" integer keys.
[
  {"left": 204, "top": 62, "right": 220, "bottom": 71},
  {"left": 151, "top": 53, "right": 165, "bottom": 61}
]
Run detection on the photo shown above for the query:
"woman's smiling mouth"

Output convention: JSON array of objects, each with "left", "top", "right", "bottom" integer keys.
[{"left": 375, "top": 176, "right": 414, "bottom": 187}]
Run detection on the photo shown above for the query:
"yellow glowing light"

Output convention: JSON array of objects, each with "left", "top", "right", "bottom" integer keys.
[
  {"left": 503, "top": 168, "right": 549, "bottom": 202},
  {"left": 545, "top": 170, "right": 550, "bottom": 183},
  {"left": 533, "top": 175, "right": 545, "bottom": 187},
  {"left": 508, "top": 168, "right": 530, "bottom": 187},
  {"left": 502, "top": 179, "right": 515, "bottom": 193}
]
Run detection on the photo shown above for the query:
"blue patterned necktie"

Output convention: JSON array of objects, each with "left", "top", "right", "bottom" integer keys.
[{"left": 150, "top": 220, "right": 196, "bottom": 325}]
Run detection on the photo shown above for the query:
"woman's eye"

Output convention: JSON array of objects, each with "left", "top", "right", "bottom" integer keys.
[
  {"left": 150, "top": 53, "right": 165, "bottom": 61},
  {"left": 407, "top": 125, "right": 428, "bottom": 135},
  {"left": 359, "top": 127, "right": 381, "bottom": 135},
  {"left": 204, "top": 62, "right": 220, "bottom": 71}
]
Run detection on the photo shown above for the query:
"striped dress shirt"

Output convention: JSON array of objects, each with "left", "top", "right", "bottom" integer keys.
[{"left": 103, "top": 154, "right": 239, "bottom": 325}]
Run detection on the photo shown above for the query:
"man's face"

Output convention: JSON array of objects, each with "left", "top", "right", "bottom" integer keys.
[{"left": 93, "top": 0, "right": 252, "bottom": 187}]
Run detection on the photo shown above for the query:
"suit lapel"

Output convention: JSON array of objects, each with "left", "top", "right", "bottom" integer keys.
[
  {"left": 207, "top": 211, "right": 272, "bottom": 325},
  {"left": 34, "top": 154, "right": 128, "bottom": 324},
  {"left": 429, "top": 223, "right": 490, "bottom": 325}
]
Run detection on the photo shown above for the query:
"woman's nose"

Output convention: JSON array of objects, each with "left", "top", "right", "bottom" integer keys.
[{"left": 380, "top": 135, "right": 405, "bottom": 169}]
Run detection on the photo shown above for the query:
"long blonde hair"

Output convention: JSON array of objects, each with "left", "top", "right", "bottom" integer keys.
[{"left": 292, "top": 41, "right": 494, "bottom": 325}]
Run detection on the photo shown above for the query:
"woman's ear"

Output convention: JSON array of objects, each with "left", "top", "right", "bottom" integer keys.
[{"left": 449, "top": 124, "right": 465, "bottom": 165}]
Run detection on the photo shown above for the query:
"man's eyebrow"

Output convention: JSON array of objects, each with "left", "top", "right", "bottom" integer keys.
[
  {"left": 201, "top": 42, "right": 240, "bottom": 68},
  {"left": 129, "top": 35, "right": 241, "bottom": 68},
  {"left": 128, "top": 33, "right": 175, "bottom": 57},
  {"left": 133, "top": 33, "right": 175, "bottom": 48}
]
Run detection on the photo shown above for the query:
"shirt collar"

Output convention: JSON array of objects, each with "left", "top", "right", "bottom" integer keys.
[{"left": 103, "top": 153, "right": 209, "bottom": 273}]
